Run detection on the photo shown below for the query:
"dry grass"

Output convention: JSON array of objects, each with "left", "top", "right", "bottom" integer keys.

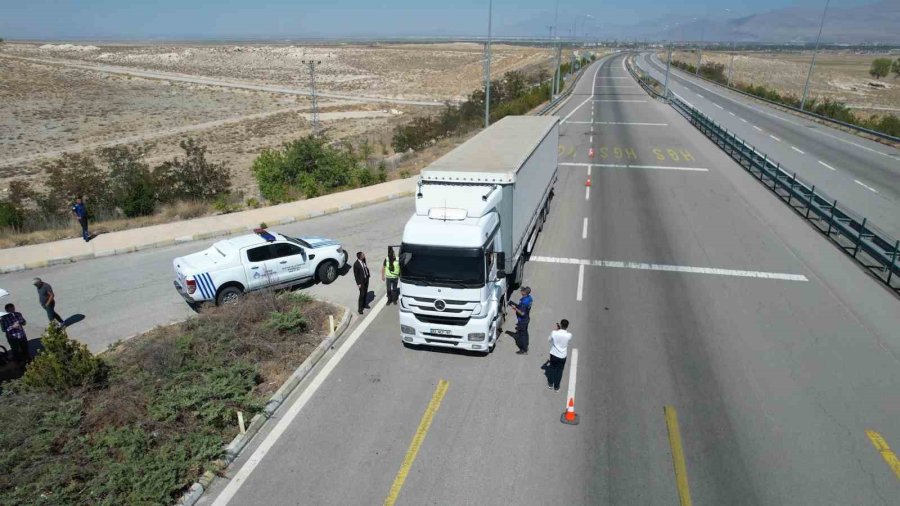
[{"left": 678, "top": 50, "right": 900, "bottom": 118}]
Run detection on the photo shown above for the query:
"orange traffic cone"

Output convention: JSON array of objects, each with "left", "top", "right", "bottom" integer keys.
[
  {"left": 585, "top": 177, "right": 592, "bottom": 187},
  {"left": 588, "top": 147, "right": 595, "bottom": 158},
  {"left": 561, "top": 396, "right": 579, "bottom": 425}
]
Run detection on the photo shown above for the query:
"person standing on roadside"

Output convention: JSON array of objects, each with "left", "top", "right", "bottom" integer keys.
[
  {"left": 1, "top": 303, "right": 30, "bottom": 365},
  {"left": 547, "top": 319, "right": 572, "bottom": 391},
  {"left": 72, "top": 196, "right": 90, "bottom": 242},
  {"left": 33, "top": 278, "right": 64, "bottom": 326},
  {"left": 353, "top": 252, "right": 371, "bottom": 315},
  {"left": 509, "top": 286, "right": 533, "bottom": 355},
  {"left": 381, "top": 246, "right": 400, "bottom": 305}
]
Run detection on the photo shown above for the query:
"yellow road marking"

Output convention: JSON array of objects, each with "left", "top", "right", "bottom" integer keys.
[
  {"left": 384, "top": 380, "right": 450, "bottom": 506},
  {"left": 664, "top": 406, "right": 694, "bottom": 506},
  {"left": 866, "top": 429, "right": 900, "bottom": 480}
]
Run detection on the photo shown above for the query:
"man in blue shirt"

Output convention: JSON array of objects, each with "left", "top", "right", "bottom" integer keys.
[
  {"left": 72, "top": 196, "right": 90, "bottom": 242},
  {"left": 509, "top": 286, "right": 533, "bottom": 355}
]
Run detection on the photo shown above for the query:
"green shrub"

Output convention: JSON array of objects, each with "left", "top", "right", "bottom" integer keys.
[
  {"left": 869, "top": 58, "right": 892, "bottom": 79},
  {"left": 153, "top": 138, "right": 231, "bottom": 202},
  {"left": 39, "top": 153, "right": 116, "bottom": 217},
  {"left": 23, "top": 325, "right": 108, "bottom": 392},
  {"left": 102, "top": 146, "right": 157, "bottom": 217},
  {"left": 265, "top": 308, "right": 309, "bottom": 334},
  {"left": 246, "top": 197, "right": 261, "bottom": 209},
  {"left": 0, "top": 201, "right": 24, "bottom": 231},
  {"left": 213, "top": 194, "right": 237, "bottom": 214}
]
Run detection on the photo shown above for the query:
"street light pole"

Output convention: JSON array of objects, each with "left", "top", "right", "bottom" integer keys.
[
  {"left": 484, "top": 0, "right": 493, "bottom": 128},
  {"left": 664, "top": 46, "right": 672, "bottom": 100},
  {"left": 801, "top": 0, "right": 830, "bottom": 111},
  {"left": 301, "top": 59, "right": 322, "bottom": 135},
  {"left": 552, "top": 0, "right": 560, "bottom": 96}
]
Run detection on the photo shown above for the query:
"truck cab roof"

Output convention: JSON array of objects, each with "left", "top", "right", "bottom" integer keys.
[{"left": 402, "top": 212, "right": 498, "bottom": 248}]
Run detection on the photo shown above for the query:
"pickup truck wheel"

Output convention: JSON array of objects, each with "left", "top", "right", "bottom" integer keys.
[
  {"left": 216, "top": 286, "right": 242, "bottom": 306},
  {"left": 317, "top": 261, "right": 339, "bottom": 285}
]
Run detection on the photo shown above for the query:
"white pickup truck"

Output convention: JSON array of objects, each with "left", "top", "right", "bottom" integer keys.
[{"left": 173, "top": 229, "right": 348, "bottom": 305}]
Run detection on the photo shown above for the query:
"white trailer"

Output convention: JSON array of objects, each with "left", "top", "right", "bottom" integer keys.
[{"left": 398, "top": 115, "right": 559, "bottom": 353}]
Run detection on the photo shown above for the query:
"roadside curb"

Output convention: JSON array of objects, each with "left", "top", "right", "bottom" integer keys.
[
  {"left": 0, "top": 191, "right": 414, "bottom": 275},
  {"left": 176, "top": 304, "right": 353, "bottom": 506}
]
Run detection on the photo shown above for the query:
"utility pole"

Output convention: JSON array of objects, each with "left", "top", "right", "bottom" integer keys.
[
  {"left": 484, "top": 0, "right": 493, "bottom": 128},
  {"left": 547, "top": 25, "right": 553, "bottom": 41},
  {"left": 552, "top": 0, "right": 560, "bottom": 96},
  {"left": 801, "top": 0, "right": 830, "bottom": 111},
  {"left": 302, "top": 59, "right": 322, "bottom": 135},
  {"left": 664, "top": 46, "right": 672, "bottom": 100},
  {"left": 727, "top": 42, "right": 735, "bottom": 87}
]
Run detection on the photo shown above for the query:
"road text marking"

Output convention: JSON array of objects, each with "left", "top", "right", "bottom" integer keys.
[
  {"left": 818, "top": 160, "right": 837, "bottom": 171},
  {"left": 384, "top": 380, "right": 450, "bottom": 506},
  {"left": 576, "top": 264, "right": 585, "bottom": 301},
  {"left": 854, "top": 180, "right": 879, "bottom": 193},
  {"left": 530, "top": 256, "right": 808, "bottom": 282},
  {"left": 561, "top": 162, "right": 708, "bottom": 172},
  {"left": 866, "top": 430, "right": 900, "bottom": 481},
  {"left": 212, "top": 296, "right": 389, "bottom": 506},
  {"left": 665, "top": 406, "right": 694, "bottom": 506},
  {"left": 791, "top": 146, "right": 805, "bottom": 155}
]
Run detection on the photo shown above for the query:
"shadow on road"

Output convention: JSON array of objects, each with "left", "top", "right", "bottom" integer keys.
[{"left": 63, "top": 314, "right": 86, "bottom": 327}]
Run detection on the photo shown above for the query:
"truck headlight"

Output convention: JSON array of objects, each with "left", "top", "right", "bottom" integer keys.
[
  {"left": 468, "top": 332, "right": 485, "bottom": 342},
  {"left": 470, "top": 303, "right": 485, "bottom": 318},
  {"left": 401, "top": 325, "right": 416, "bottom": 335}
]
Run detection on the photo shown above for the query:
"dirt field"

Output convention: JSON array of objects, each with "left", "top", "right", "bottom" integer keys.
[
  {"left": 0, "top": 42, "right": 554, "bottom": 195},
  {"left": 675, "top": 50, "right": 900, "bottom": 118}
]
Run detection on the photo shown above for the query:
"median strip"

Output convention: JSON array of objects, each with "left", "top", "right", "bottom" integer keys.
[
  {"left": 664, "top": 406, "right": 694, "bottom": 506},
  {"left": 866, "top": 430, "right": 900, "bottom": 480}
]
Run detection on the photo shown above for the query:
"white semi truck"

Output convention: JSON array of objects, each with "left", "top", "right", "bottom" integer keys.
[{"left": 398, "top": 115, "right": 559, "bottom": 353}]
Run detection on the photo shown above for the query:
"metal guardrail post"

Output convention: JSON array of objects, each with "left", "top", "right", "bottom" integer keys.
[
  {"left": 787, "top": 173, "right": 798, "bottom": 205},
  {"left": 826, "top": 200, "right": 838, "bottom": 236},
  {"left": 853, "top": 217, "right": 868, "bottom": 258},
  {"left": 806, "top": 186, "right": 816, "bottom": 218},
  {"left": 887, "top": 240, "right": 899, "bottom": 284}
]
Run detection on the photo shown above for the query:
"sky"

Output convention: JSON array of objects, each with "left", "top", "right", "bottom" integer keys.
[{"left": 0, "top": 0, "right": 875, "bottom": 40}]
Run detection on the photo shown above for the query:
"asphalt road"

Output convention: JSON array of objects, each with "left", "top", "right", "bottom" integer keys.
[
  {"left": 199, "top": 54, "right": 900, "bottom": 505},
  {"left": 0, "top": 199, "right": 412, "bottom": 352},
  {"left": 637, "top": 52, "right": 900, "bottom": 240}
]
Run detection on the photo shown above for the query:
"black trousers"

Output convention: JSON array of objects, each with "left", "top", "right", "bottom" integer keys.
[
  {"left": 7, "top": 338, "right": 30, "bottom": 364},
  {"left": 79, "top": 217, "right": 89, "bottom": 241},
  {"left": 44, "top": 302, "right": 64, "bottom": 324},
  {"left": 548, "top": 354, "right": 567, "bottom": 390},
  {"left": 515, "top": 319, "right": 530, "bottom": 352},
  {"left": 358, "top": 281, "right": 369, "bottom": 312},
  {"left": 385, "top": 278, "right": 399, "bottom": 303}
]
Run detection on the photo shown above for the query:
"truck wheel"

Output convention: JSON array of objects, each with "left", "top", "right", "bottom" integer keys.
[
  {"left": 216, "top": 286, "right": 242, "bottom": 306},
  {"left": 317, "top": 261, "right": 339, "bottom": 285}
]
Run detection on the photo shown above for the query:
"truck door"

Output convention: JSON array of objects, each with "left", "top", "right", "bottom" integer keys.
[
  {"left": 271, "top": 242, "right": 309, "bottom": 284},
  {"left": 244, "top": 245, "right": 277, "bottom": 290}
]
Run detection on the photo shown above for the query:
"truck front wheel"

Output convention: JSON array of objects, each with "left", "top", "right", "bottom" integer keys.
[{"left": 317, "top": 261, "right": 339, "bottom": 284}]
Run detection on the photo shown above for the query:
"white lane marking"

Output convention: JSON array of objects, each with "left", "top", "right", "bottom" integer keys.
[
  {"left": 563, "top": 121, "right": 668, "bottom": 126},
  {"left": 561, "top": 96, "right": 593, "bottom": 123},
  {"left": 854, "top": 180, "right": 879, "bottom": 193},
  {"left": 728, "top": 111, "right": 736, "bottom": 117},
  {"left": 565, "top": 349, "right": 578, "bottom": 412},
  {"left": 740, "top": 118, "right": 748, "bottom": 123},
  {"left": 585, "top": 186, "right": 590, "bottom": 200},
  {"left": 576, "top": 264, "right": 585, "bottom": 301},
  {"left": 696, "top": 93, "right": 704, "bottom": 99},
  {"left": 587, "top": 165, "right": 591, "bottom": 175},
  {"left": 597, "top": 76, "right": 630, "bottom": 79},
  {"left": 590, "top": 135, "right": 594, "bottom": 143},
  {"left": 595, "top": 85, "right": 637, "bottom": 88},
  {"left": 791, "top": 146, "right": 805, "bottom": 155},
  {"left": 530, "top": 256, "right": 809, "bottom": 282},
  {"left": 713, "top": 103, "right": 725, "bottom": 110},
  {"left": 560, "top": 162, "right": 709, "bottom": 172},
  {"left": 592, "top": 99, "right": 647, "bottom": 103},
  {"left": 582, "top": 217, "right": 588, "bottom": 239},
  {"left": 752, "top": 125, "right": 763, "bottom": 132},
  {"left": 212, "top": 296, "right": 389, "bottom": 505},
  {"left": 770, "top": 134, "right": 782, "bottom": 142},
  {"left": 818, "top": 160, "right": 837, "bottom": 171}
]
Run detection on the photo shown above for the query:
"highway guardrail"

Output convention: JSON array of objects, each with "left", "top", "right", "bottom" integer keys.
[
  {"left": 625, "top": 52, "right": 900, "bottom": 292},
  {"left": 644, "top": 53, "right": 900, "bottom": 145}
]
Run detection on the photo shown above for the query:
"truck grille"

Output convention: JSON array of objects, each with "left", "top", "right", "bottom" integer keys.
[{"left": 414, "top": 314, "right": 470, "bottom": 326}]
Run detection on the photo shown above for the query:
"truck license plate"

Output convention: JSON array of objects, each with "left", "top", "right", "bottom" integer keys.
[{"left": 431, "top": 329, "right": 452, "bottom": 336}]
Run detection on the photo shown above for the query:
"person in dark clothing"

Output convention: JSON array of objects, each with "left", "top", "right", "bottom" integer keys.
[
  {"left": 509, "top": 286, "right": 533, "bottom": 355},
  {"left": 33, "top": 277, "right": 64, "bottom": 326},
  {"left": 72, "top": 196, "right": 90, "bottom": 242},
  {"left": 353, "top": 251, "right": 371, "bottom": 314},
  {"left": 1, "top": 303, "right": 30, "bottom": 364},
  {"left": 381, "top": 246, "right": 400, "bottom": 305}
]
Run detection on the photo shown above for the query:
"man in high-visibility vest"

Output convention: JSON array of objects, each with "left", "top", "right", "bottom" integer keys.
[{"left": 381, "top": 246, "right": 401, "bottom": 305}]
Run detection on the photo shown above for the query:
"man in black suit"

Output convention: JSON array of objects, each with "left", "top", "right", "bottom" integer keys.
[{"left": 353, "top": 251, "right": 371, "bottom": 314}]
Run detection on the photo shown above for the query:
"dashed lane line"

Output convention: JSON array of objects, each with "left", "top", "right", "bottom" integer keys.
[
  {"left": 576, "top": 264, "right": 585, "bottom": 301},
  {"left": 582, "top": 217, "right": 588, "bottom": 239},
  {"left": 585, "top": 186, "right": 590, "bottom": 201},
  {"left": 713, "top": 103, "right": 725, "bottom": 110},
  {"left": 791, "top": 146, "right": 805, "bottom": 155},
  {"left": 530, "top": 256, "right": 809, "bottom": 282},
  {"left": 770, "top": 134, "right": 782, "bottom": 142},
  {"left": 854, "top": 180, "right": 879, "bottom": 193},
  {"left": 752, "top": 125, "right": 763, "bottom": 132},
  {"left": 818, "top": 160, "right": 837, "bottom": 171},
  {"left": 740, "top": 118, "right": 748, "bottom": 123}
]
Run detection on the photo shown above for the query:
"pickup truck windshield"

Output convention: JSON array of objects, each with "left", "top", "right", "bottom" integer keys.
[
  {"left": 285, "top": 236, "right": 312, "bottom": 248},
  {"left": 399, "top": 244, "right": 484, "bottom": 288}
]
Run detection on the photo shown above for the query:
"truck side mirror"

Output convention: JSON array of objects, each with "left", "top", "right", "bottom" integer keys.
[
  {"left": 496, "top": 270, "right": 507, "bottom": 279},
  {"left": 496, "top": 252, "right": 505, "bottom": 267}
]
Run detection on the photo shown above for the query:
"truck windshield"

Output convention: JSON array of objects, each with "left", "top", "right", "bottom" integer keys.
[{"left": 400, "top": 244, "right": 485, "bottom": 288}]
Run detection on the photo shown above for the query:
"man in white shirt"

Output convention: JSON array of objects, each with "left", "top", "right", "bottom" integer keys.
[{"left": 547, "top": 319, "right": 572, "bottom": 391}]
